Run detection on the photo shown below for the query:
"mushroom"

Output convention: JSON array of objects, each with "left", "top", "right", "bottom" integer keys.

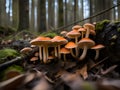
[
  {"left": 30, "top": 36, "right": 51, "bottom": 63},
  {"left": 66, "top": 30, "right": 81, "bottom": 56},
  {"left": 34, "top": 52, "right": 39, "bottom": 57},
  {"left": 30, "top": 36, "right": 44, "bottom": 60},
  {"left": 51, "top": 36, "right": 68, "bottom": 59},
  {"left": 90, "top": 29, "right": 96, "bottom": 36},
  {"left": 30, "top": 57, "right": 38, "bottom": 64},
  {"left": 65, "top": 41, "right": 77, "bottom": 58},
  {"left": 78, "top": 27, "right": 86, "bottom": 38},
  {"left": 83, "top": 23, "right": 95, "bottom": 38},
  {"left": 60, "top": 30, "right": 68, "bottom": 37},
  {"left": 59, "top": 47, "right": 70, "bottom": 61},
  {"left": 91, "top": 44, "right": 105, "bottom": 60},
  {"left": 72, "top": 25, "right": 82, "bottom": 30},
  {"left": 78, "top": 38, "right": 95, "bottom": 60},
  {"left": 20, "top": 47, "right": 32, "bottom": 55}
]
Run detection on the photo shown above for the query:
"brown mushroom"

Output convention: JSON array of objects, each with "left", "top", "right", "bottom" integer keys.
[
  {"left": 83, "top": 23, "right": 95, "bottom": 38},
  {"left": 30, "top": 36, "right": 51, "bottom": 63},
  {"left": 60, "top": 30, "right": 68, "bottom": 37},
  {"left": 78, "top": 38, "right": 95, "bottom": 60},
  {"left": 72, "top": 25, "right": 82, "bottom": 30},
  {"left": 59, "top": 47, "right": 70, "bottom": 61},
  {"left": 78, "top": 27, "right": 86, "bottom": 38},
  {"left": 51, "top": 36, "right": 68, "bottom": 59},
  {"left": 66, "top": 30, "right": 81, "bottom": 56},
  {"left": 65, "top": 41, "right": 77, "bottom": 58},
  {"left": 20, "top": 47, "right": 32, "bottom": 54},
  {"left": 30, "top": 36, "right": 44, "bottom": 60},
  {"left": 30, "top": 57, "right": 38, "bottom": 63},
  {"left": 91, "top": 44, "right": 105, "bottom": 60}
]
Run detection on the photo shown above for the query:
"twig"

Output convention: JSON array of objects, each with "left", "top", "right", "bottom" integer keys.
[{"left": 89, "top": 56, "right": 109, "bottom": 70}]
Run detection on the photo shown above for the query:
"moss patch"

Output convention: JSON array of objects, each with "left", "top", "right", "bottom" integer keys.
[
  {"left": 0, "top": 65, "right": 24, "bottom": 81},
  {"left": 95, "top": 19, "right": 110, "bottom": 32},
  {"left": 40, "top": 31, "right": 58, "bottom": 38},
  {"left": 0, "top": 48, "right": 20, "bottom": 61}
]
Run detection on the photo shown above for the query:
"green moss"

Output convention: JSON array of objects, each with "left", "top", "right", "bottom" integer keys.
[
  {"left": 0, "top": 26, "right": 17, "bottom": 34},
  {"left": 40, "top": 31, "right": 58, "bottom": 38},
  {"left": 95, "top": 19, "right": 110, "bottom": 32},
  {"left": 5, "top": 65, "right": 24, "bottom": 73},
  {"left": 0, "top": 48, "right": 20, "bottom": 59},
  {"left": 117, "top": 28, "right": 120, "bottom": 32},
  {"left": 0, "top": 65, "right": 24, "bottom": 81}
]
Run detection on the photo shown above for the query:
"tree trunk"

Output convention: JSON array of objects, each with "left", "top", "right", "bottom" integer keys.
[
  {"left": 58, "top": 0, "right": 64, "bottom": 28},
  {"left": 12, "top": 0, "right": 19, "bottom": 29},
  {"left": 0, "top": 0, "right": 7, "bottom": 26},
  {"left": 18, "top": 0, "right": 29, "bottom": 30},
  {"left": 39, "top": 0, "right": 46, "bottom": 32}
]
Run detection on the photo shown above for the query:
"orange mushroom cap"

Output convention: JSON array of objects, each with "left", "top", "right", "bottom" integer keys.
[
  {"left": 91, "top": 44, "right": 105, "bottom": 50},
  {"left": 78, "top": 38, "right": 95, "bottom": 49},
  {"left": 66, "top": 30, "right": 81, "bottom": 38},
  {"left": 30, "top": 36, "right": 51, "bottom": 45},
  {"left": 60, "top": 48, "right": 70, "bottom": 54},
  {"left": 83, "top": 23, "right": 95, "bottom": 30},
  {"left": 65, "top": 41, "right": 77, "bottom": 49},
  {"left": 51, "top": 36, "right": 68, "bottom": 45},
  {"left": 30, "top": 57, "right": 38, "bottom": 62},
  {"left": 20, "top": 47, "right": 32, "bottom": 54},
  {"left": 72, "top": 25, "right": 82, "bottom": 30}
]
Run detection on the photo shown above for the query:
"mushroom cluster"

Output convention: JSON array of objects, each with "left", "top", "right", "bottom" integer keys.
[
  {"left": 61, "top": 23, "right": 105, "bottom": 61},
  {"left": 21, "top": 23, "right": 105, "bottom": 64}
]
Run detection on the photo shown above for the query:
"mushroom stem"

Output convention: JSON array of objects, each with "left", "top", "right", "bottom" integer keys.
[
  {"left": 54, "top": 46, "right": 58, "bottom": 57},
  {"left": 63, "top": 54, "right": 66, "bottom": 61},
  {"left": 94, "top": 50, "right": 99, "bottom": 60},
  {"left": 79, "top": 45, "right": 88, "bottom": 60},
  {"left": 85, "top": 28, "right": 90, "bottom": 38},
  {"left": 81, "top": 32, "right": 84, "bottom": 38},
  {"left": 75, "top": 37, "right": 78, "bottom": 56},
  {"left": 39, "top": 46, "right": 42, "bottom": 60},
  {"left": 58, "top": 45, "right": 61, "bottom": 59},
  {"left": 70, "top": 49, "right": 76, "bottom": 58},
  {"left": 43, "top": 46, "right": 47, "bottom": 63}
]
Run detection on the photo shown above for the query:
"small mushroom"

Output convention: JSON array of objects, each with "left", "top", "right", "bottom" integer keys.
[
  {"left": 78, "top": 27, "right": 86, "bottom": 38},
  {"left": 51, "top": 36, "right": 68, "bottom": 59},
  {"left": 78, "top": 38, "right": 95, "bottom": 60},
  {"left": 65, "top": 41, "right": 77, "bottom": 58},
  {"left": 91, "top": 44, "right": 105, "bottom": 60},
  {"left": 20, "top": 47, "right": 32, "bottom": 55},
  {"left": 60, "top": 30, "right": 68, "bottom": 37},
  {"left": 30, "top": 36, "right": 51, "bottom": 63},
  {"left": 72, "top": 25, "right": 82, "bottom": 30},
  {"left": 59, "top": 47, "right": 70, "bottom": 61},
  {"left": 30, "top": 57, "right": 38, "bottom": 64},
  {"left": 66, "top": 30, "right": 81, "bottom": 56},
  {"left": 83, "top": 23, "right": 95, "bottom": 38}
]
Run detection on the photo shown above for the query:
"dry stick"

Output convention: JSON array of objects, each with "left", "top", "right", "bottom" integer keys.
[
  {"left": 54, "top": 2, "right": 120, "bottom": 32},
  {"left": 101, "top": 65, "right": 118, "bottom": 75},
  {"left": 89, "top": 56, "right": 109, "bottom": 70}
]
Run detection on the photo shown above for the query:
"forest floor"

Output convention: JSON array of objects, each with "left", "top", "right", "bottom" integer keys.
[{"left": 0, "top": 20, "right": 120, "bottom": 90}]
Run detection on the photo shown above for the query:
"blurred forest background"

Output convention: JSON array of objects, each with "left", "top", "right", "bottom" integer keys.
[{"left": 0, "top": 0, "right": 120, "bottom": 32}]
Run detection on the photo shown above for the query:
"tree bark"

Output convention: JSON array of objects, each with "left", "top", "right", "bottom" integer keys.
[{"left": 18, "top": 0, "right": 29, "bottom": 30}]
